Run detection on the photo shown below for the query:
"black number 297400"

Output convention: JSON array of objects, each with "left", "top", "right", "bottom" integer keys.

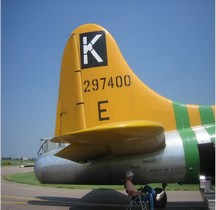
[{"left": 83, "top": 75, "right": 131, "bottom": 93}]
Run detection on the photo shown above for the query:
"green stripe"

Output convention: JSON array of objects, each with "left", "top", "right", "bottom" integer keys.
[
  {"left": 200, "top": 106, "right": 215, "bottom": 144},
  {"left": 179, "top": 128, "right": 200, "bottom": 183},
  {"left": 199, "top": 106, "right": 215, "bottom": 125},
  {"left": 173, "top": 103, "right": 215, "bottom": 182},
  {"left": 173, "top": 102, "right": 190, "bottom": 129}
]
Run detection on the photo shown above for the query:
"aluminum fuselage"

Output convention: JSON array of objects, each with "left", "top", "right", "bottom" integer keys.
[{"left": 34, "top": 126, "right": 214, "bottom": 185}]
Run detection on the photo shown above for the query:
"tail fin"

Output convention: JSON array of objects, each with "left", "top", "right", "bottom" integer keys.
[{"left": 55, "top": 24, "right": 215, "bottom": 137}]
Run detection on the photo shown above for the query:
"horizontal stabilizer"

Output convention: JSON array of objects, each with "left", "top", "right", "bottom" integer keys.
[{"left": 52, "top": 121, "right": 165, "bottom": 162}]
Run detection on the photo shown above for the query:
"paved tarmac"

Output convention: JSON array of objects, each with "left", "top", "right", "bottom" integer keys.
[{"left": 1, "top": 166, "right": 207, "bottom": 210}]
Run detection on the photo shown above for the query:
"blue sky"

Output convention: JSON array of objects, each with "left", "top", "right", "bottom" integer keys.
[{"left": 2, "top": 0, "right": 215, "bottom": 158}]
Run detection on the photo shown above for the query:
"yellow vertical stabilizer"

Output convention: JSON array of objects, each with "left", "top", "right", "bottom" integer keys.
[
  {"left": 55, "top": 24, "right": 214, "bottom": 138},
  {"left": 55, "top": 24, "right": 176, "bottom": 136}
]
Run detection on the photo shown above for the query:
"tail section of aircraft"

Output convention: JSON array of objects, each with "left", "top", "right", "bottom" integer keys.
[
  {"left": 55, "top": 23, "right": 215, "bottom": 138},
  {"left": 34, "top": 24, "right": 215, "bottom": 188}
]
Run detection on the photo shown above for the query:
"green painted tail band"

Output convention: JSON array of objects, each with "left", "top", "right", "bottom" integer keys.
[
  {"left": 173, "top": 102, "right": 215, "bottom": 129},
  {"left": 178, "top": 128, "right": 199, "bottom": 183},
  {"left": 173, "top": 102, "right": 215, "bottom": 183},
  {"left": 199, "top": 106, "right": 215, "bottom": 125},
  {"left": 173, "top": 102, "right": 190, "bottom": 129}
]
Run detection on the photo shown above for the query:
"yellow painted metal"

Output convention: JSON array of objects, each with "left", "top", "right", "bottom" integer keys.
[
  {"left": 53, "top": 120, "right": 165, "bottom": 161},
  {"left": 212, "top": 106, "right": 215, "bottom": 117},
  {"left": 55, "top": 24, "right": 176, "bottom": 135},
  {"left": 187, "top": 105, "right": 201, "bottom": 127},
  {"left": 53, "top": 23, "right": 214, "bottom": 161},
  {"left": 55, "top": 34, "right": 86, "bottom": 136}
]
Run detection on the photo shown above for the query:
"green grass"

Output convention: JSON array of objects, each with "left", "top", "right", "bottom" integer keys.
[
  {"left": 4, "top": 171, "right": 201, "bottom": 191},
  {"left": 1, "top": 160, "right": 34, "bottom": 167},
  {"left": 5, "top": 172, "right": 39, "bottom": 185}
]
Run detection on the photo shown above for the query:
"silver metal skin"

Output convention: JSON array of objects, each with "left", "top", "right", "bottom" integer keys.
[
  {"left": 35, "top": 125, "right": 215, "bottom": 185},
  {"left": 34, "top": 131, "right": 186, "bottom": 185}
]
